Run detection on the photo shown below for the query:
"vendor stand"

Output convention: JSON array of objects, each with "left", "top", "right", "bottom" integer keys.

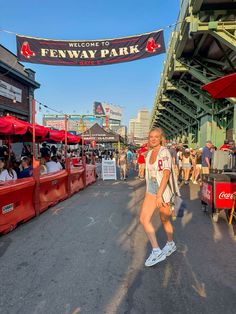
[
  {"left": 201, "top": 74, "right": 236, "bottom": 223},
  {"left": 201, "top": 172, "right": 236, "bottom": 222}
]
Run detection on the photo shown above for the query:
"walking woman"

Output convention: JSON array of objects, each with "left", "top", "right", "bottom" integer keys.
[
  {"left": 182, "top": 148, "right": 191, "bottom": 184},
  {"left": 140, "top": 128, "right": 177, "bottom": 267}
]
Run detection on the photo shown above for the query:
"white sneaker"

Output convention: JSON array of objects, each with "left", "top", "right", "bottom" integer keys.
[
  {"left": 145, "top": 250, "right": 166, "bottom": 267},
  {"left": 193, "top": 181, "right": 198, "bottom": 184},
  {"left": 162, "top": 241, "right": 177, "bottom": 257}
]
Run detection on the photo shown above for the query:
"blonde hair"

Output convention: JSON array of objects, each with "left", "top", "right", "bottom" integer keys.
[{"left": 148, "top": 127, "right": 166, "bottom": 147}]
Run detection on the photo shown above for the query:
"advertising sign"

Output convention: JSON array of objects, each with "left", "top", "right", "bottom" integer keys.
[
  {"left": 201, "top": 182, "right": 213, "bottom": 206},
  {"left": 93, "top": 102, "right": 122, "bottom": 121},
  {"left": 16, "top": 30, "right": 165, "bottom": 66},
  {"left": 0, "top": 80, "right": 22, "bottom": 102},
  {"left": 102, "top": 160, "right": 117, "bottom": 180},
  {"left": 215, "top": 182, "right": 236, "bottom": 209}
]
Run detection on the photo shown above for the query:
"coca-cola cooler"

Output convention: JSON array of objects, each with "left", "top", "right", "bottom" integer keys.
[{"left": 201, "top": 173, "right": 236, "bottom": 222}]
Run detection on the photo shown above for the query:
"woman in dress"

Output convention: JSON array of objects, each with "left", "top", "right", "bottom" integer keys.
[{"left": 140, "top": 128, "right": 176, "bottom": 267}]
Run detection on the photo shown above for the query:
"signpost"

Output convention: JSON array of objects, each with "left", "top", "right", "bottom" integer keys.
[{"left": 102, "top": 159, "right": 117, "bottom": 180}]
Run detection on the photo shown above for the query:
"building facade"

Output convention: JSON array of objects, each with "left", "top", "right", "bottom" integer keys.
[
  {"left": 0, "top": 45, "right": 40, "bottom": 121},
  {"left": 128, "top": 109, "right": 150, "bottom": 145}
]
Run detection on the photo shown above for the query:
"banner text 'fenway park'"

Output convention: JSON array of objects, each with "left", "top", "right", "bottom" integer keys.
[{"left": 16, "top": 30, "right": 165, "bottom": 66}]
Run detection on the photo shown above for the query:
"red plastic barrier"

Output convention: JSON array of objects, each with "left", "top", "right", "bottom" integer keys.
[
  {"left": 70, "top": 167, "right": 85, "bottom": 195},
  {"left": 0, "top": 178, "right": 35, "bottom": 234},
  {"left": 39, "top": 170, "right": 68, "bottom": 213},
  {"left": 86, "top": 164, "right": 96, "bottom": 186}
]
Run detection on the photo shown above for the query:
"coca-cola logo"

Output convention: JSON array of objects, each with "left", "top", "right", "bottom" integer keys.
[{"left": 219, "top": 192, "right": 233, "bottom": 200}]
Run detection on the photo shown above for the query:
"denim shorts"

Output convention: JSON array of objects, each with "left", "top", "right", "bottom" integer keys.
[{"left": 147, "top": 177, "right": 159, "bottom": 195}]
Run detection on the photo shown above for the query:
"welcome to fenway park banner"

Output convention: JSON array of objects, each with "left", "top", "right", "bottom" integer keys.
[{"left": 16, "top": 30, "right": 165, "bottom": 66}]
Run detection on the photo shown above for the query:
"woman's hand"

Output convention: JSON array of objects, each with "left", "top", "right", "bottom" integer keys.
[{"left": 156, "top": 195, "right": 164, "bottom": 208}]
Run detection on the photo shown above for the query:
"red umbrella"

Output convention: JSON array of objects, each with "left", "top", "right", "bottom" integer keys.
[
  {"left": 29, "top": 124, "right": 49, "bottom": 138},
  {"left": 2, "top": 115, "right": 30, "bottom": 134},
  {"left": 202, "top": 73, "right": 236, "bottom": 98},
  {"left": 47, "top": 129, "right": 65, "bottom": 142},
  {"left": 0, "top": 117, "right": 14, "bottom": 134}
]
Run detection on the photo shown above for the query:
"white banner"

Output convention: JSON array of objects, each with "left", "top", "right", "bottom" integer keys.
[
  {"left": 0, "top": 80, "right": 22, "bottom": 102},
  {"left": 102, "top": 159, "right": 117, "bottom": 180}
]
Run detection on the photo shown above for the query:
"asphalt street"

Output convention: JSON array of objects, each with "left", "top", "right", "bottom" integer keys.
[{"left": 1, "top": 173, "right": 236, "bottom": 314}]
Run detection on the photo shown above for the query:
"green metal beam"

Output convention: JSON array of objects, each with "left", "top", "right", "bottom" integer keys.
[
  {"left": 154, "top": 115, "right": 177, "bottom": 131},
  {"left": 187, "top": 18, "right": 236, "bottom": 52},
  {"left": 156, "top": 111, "right": 183, "bottom": 129},
  {"left": 154, "top": 122, "right": 173, "bottom": 135},
  {"left": 174, "top": 83, "right": 212, "bottom": 114},
  {"left": 155, "top": 119, "right": 176, "bottom": 134},
  {"left": 160, "top": 105, "right": 192, "bottom": 125},
  {"left": 167, "top": 96, "right": 197, "bottom": 119}
]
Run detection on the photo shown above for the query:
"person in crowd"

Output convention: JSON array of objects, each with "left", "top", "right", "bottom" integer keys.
[
  {"left": 18, "top": 157, "right": 32, "bottom": 178},
  {"left": 0, "top": 158, "right": 17, "bottom": 181},
  {"left": 140, "top": 127, "right": 179, "bottom": 267},
  {"left": 126, "top": 148, "right": 133, "bottom": 171},
  {"left": 21, "top": 143, "right": 32, "bottom": 158},
  {"left": 137, "top": 150, "right": 146, "bottom": 180},
  {"left": 169, "top": 142, "right": 178, "bottom": 178},
  {"left": 40, "top": 143, "right": 50, "bottom": 158},
  {"left": 117, "top": 149, "right": 127, "bottom": 180},
  {"left": 176, "top": 145, "right": 183, "bottom": 183},
  {"left": 190, "top": 148, "right": 197, "bottom": 184},
  {"left": 132, "top": 150, "right": 138, "bottom": 171},
  {"left": 219, "top": 139, "right": 230, "bottom": 151},
  {"left": 195, "top": 148, "right": 202, "bottom": 183},
  {"left": 46, "top": 155, "right": 63, "bottom": 173},
  {"left": 0, "top": 145, "right": 8, "bottom": 158},
  {"left": 182, "top": 148, "right": 191, "bottom": 184},
  {"left": 50, "top": 145, "right": 57, "bottom": 156},
  {"left": 57, "top": 154, "right": 65, "bottom": 169},
  {"left": 40, "top": 157, "right": 48, "bottom": 175},
  {"left": 202, "top": 140, "right": 212, "bottom": 177}
]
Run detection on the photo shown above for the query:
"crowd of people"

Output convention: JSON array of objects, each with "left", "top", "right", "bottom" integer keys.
[
  {"left": 1, "top": 138, "right": 235, "bottom": 184},
  {"left": 0, "top": 143, "right": 72, "bottom": 182}
]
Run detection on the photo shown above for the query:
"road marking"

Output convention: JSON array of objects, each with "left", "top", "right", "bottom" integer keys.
[{"left": 85, "top": 217, "right": 97, "bottom": 228}]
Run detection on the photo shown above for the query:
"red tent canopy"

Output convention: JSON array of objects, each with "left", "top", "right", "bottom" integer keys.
[
  {"left": 0, "top": 117, "right": 14, "bottom": 134},
  {"left": 58, "top": 130, "right": 81, "bottom": 144},
  {"left": 202, "top": 73, "right": 236, "bottom": 98},
  {"left": 2, "top": 115, "right": 30, "bottom": 135},
  {"left": 0, "top": 115, "right": 80, "bottom": 144},
  {"left": 29, "top": 124, "right": 49, "bottom": 138},
  {"left": 47, "top": 129, "right": 65, "bottom": 142}
]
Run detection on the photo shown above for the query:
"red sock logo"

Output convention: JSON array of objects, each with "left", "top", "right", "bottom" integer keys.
[
  {"left": 20, "top": 41, "right": 35, "bottom": 58},
  {"left": 145, "top": 37, "right": 161, "bottom": 53}
]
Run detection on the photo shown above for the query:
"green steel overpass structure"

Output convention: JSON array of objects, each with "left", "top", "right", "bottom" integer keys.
[{"left": 150, "top": 0, "right": 236, "bottom": 148}]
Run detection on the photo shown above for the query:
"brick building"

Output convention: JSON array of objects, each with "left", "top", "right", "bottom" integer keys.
[{"left": 0, "top": 45, "right": 40, "bottom": 121}]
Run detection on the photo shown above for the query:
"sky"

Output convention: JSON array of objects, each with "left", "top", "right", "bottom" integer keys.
[{"left": 0, "top": 0, "right": 180, "bottom": 126}]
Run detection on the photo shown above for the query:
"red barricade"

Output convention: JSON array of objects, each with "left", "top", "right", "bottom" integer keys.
[
  {"left": 70, "top": 167, "right": 85, "bottom": 195},
  {"left": 86, "top": 164, "right": 96, "bottom": 186},
  {"left": 39, "top": 170, "right": 68, "bottom": 213},
  {"left": 0, "top": 178, "right": 35, "bottom": 234}
]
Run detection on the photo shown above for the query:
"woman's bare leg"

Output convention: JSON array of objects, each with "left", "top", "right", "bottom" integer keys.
[
  {"left": 160, "top": 203, "right": 173, "bottom": 242},
  {"left": 140, "top": 193, "right": 159, "bottom": 248}
]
